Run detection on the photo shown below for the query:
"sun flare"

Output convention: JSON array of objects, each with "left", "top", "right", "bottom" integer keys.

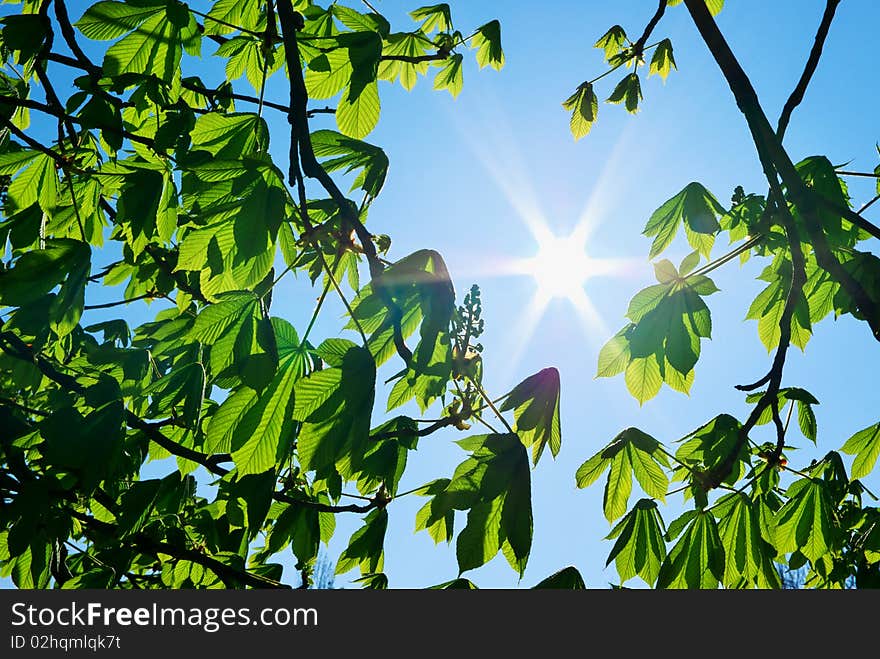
[{"left": 526, "top": 233, "right": 597, "bottom": 302}]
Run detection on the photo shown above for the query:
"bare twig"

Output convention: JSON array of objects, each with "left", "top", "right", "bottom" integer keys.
[
  {"left": 858, "top": 194, "right": 880, "bottom": 215},
  {"left": 633, "top": 0, "right": 667, "bottom": 56},
  {"left": 83, "top": 292, "right": 158, "bottom": 311},
  {"left": 776, "top": 0, "right": 841, "bottom": 140}
]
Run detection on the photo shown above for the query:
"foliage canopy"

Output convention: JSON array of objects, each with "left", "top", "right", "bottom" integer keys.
[{"left": 0, "top": 0, "right": 878, "bottom": 589}]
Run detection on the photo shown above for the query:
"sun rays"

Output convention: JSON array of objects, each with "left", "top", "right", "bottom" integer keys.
[{"left": 452, "top": 100, "right": 638, "bottom": 335}]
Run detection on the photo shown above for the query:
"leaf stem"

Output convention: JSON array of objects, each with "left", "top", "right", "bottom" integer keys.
[
  {"left": 687, "top": 234, "right": 763, "bottom": 280},
  {"left": 301, "top": 279, "right": 332, "bottom": 346},
  {"left": 390, "top": 483, "right": 433, "bottom": 500},
  {"left": 470, "top": 379, "right": 514, "bottom": 435}
]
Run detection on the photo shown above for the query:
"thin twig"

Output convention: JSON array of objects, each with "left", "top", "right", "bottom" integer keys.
[
  {"left": 858, "top": 194, "right": 880, "bottom": 215},
  {"left": 836, "top": 170, "right": 880, "bottom": 179},
  {"left": 470, "top": 380, "right": 514, "bottom": 435},
  {"left": 776, "top": 0, "right": 841, "bottom": 140},
  {"left": 814, "top": 196, "right": 880, "bottom": 240},
  {"left": 83, "top": 292, "right": 157, "bottom": 311},
  {"left": 633, "top": 0, "right": 667, "bottom": 56}
]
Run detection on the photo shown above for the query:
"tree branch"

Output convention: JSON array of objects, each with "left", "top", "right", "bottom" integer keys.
[
  {"left": 836, "top": 170, "right": 880, "bottom": 179},
  {"left": 814, "top": 196, "right": 880, "bottom": 241},
  {"left": 0, "top": 113, "right": 70, "bottom": 169},
  {"left": 83, "top": 292, "right": 158, "bottom": 311},
  {"left": 0, "top": 96, "right": 157, "bottom": 149},
  {"left": 68, "top": 510, "right": 288, "bottom": 589},
  {"left": 370, "top": 416, "right": 459, "bottom": 441},
  {"left": 633, "top": 0, "right": 667, "bottom": 55},
  {"left": 858, "top": 194, "right": 880, "bottom": 215},
  {"left": 776, "top": 0, "right": 840, "bottom": 140},
  {"left": 0, "top": 327, "right": 233, "bottom": 474},
  {"left": 380, "top": 54, "right": 447, "bottom": 64},
  {"left": 684, "top": 0, "right": 879, "bottom": 341},
  {"left": 277, "top": 0, "right": 413, "bottom": 366},
  {"left": 53, "top": 0, "right": 102, "bottom": 77}
]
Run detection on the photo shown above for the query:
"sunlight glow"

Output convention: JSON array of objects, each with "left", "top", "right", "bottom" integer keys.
[
  {"left": 526, "top": 232, "right": 596, "bottom": 302},
  {"left": 452, "top": 100, "right": 645, "bottom": 382}
]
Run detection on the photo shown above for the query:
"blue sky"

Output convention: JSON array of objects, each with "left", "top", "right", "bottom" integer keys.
[{"left": 4, "top": 0, "right": 880, "bottom": 589}]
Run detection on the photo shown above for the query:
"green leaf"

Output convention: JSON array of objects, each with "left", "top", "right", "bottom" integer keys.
[
  {"left": 75, "top": 1, "right": 163, "bottom": 41},
  {"left": 594, "top": 25, "right": 627, "bottom": 61},
  {"left": 351, "top": 249, "right": 454, "bottom": 408},
  {"left": 48, "top": 243, "right": 91, "bottom": 337},
  {"left": 336, "top": 80, "right": 380, "bottom": 139},
  {"left": 643, "top": 182, "right": 725, "bottom": 259},
  {"left": 653, "top": 259, "right": 679, "bottom": 284},
  {"left": 203, "top": 0, "right": 262, "bottom": 36},
  {"left": 574, "top": 448, "right": 616, "bottom": 490},
  {"left": 376, "top": 32, "right": 429, "bottom": 90},
  {"left": 332, "top": 5, "right": 390, "bottom": 37},
  {"left": 176, "top": 217, "right": 275, "bottom": 302},
  {"left": 433, "top": 53, "right": 464, "bottom": 98},
  {"left": 7, "top": 153, "right": 58, "bottom": 213},
  {"left": 532, "top": 566, "right": 586, "bottom": 589},
  {"left": 625, "top": 354, "right": 662, "bottom": 405},
  {"left": 797, "top": 401, "right": 817, "bottom": 443},
  {"left": 294, "top": 346, "right": 376, "bottom": 476},
  {"left": 191, "top": 292, "right": 257, "bottom": 345},
  {"left": 409, "top": 4, "right": 452, "bottom": 33},
  {"left": 305, "top": 45, "right": 352, "bottom": 99},
  {"left": 649, "top": 39, "right": 676, "bottom": 81},
  {"left": 230, "top": 349, "right": 303, "bottom": 476},
  {"left": 10, "top": 543, "right": 51, "bottom": 589},
  {"left": 294, "top": 369, "right": 343, "bottom": 420},
  {"left": 605, "top": 499, "right": 666, "bottom": 585},
  {"left": 267, "top": 503, "right": 320, "bottom": 564},
  {"left": 0, "top": 149, "right": 38, "bottom": 176},
  {"left": 676, "top": 414, "right": 747, "bottom": 486},
  {"left": 215, "top": 35, "right": 284, "bottom": 93},
  {"left": 774, "top": 479, "right": 834, "bottom": 562},
  {"left": 626, "top": 284, "right": 671, "bottom": 323},
  {"left": 456, "top": 497, "right": 503, "bottom": 574},
  {"left": 746, "top": 260, "right": 813, "bottom": 352},
  {"left": 498, "top": 367, "right": 561, "bottom": 465},
  {"left": 627, "top": 442, "right": 668, "bottom": 501},
  {"left": 744, "top": 388, "right": 819, "bottom": 442},
  {"left": 144, "top": 361, "right": 205, "bottom": 427},
  {"left": 656, "top": 511, "right": 724, "bottom": 589},
  {"left": 562, "top": 82, "right": 599, "bottom": 141},
  {"left": 190, "top": 113, "right": 268, "bottom": 159},
  {"left": 471, "top": 20, "right": 504, "bottom": 70},
  {"left": 679, "top": 251, "right": 701, "bottom": 276},
  {"left": 336, "top": 509, "right": 387, "bottom": 575},
  {"left": 841, "top": 423, "right": 880, "bottom": 480},
  {"left": 607, "top": 73, "right": 642, "bottom": 114},
  {"left": 596, "top": 326, "right": 632, "bottom": 378},
  {"left": 205, "top": 387, "right": 258, "bottom": 454},
  {"left": 577, "top": 427, "right": 667, "bottom": 522},
  {"left": 0, "top": 15, "right": 47, "bottom": 65},
  {"left": 311, "top": 129, "right": 389, "bottom": 198},
  {"left": 422, "top": 434, "right": 532, "bottom": 576},
  {"left": 415, "top": 480, "right": 455, "bottom": 544},
  {"left": 102, "top": 3, "right": 200, "bottom": 84},
  {"left": 714, "top": 493, "right": 769, "bottom": 587},
  {"left": 41, "top": 401, "right": 125, "bottom": 492}
]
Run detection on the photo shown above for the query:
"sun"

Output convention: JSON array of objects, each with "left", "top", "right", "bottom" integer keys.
[{"left": 526, "top": 233, "right": 597, "bottom": 302}]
